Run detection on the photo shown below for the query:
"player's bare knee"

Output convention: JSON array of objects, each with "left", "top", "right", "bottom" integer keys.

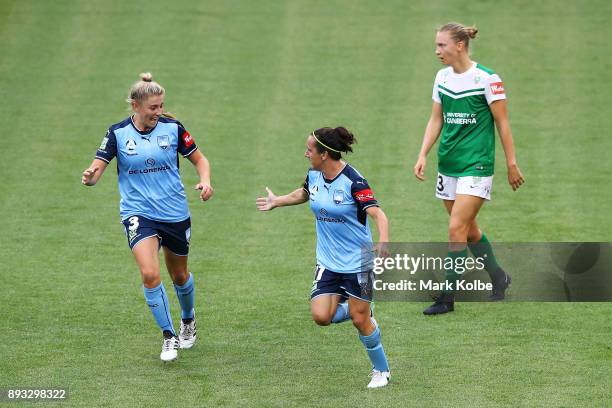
[
  {"left": 142, "top": 275, "right": 161, "bottom": 288},
  {"left": 350, "top": 312, "right": 369, "bottom": 330},
  {"left": 467, "top": 225, "right": 482, "bottom": 242},
  {"left": 140, "top": 268, "right": 161, "bottom": 287},
  {"left": 467, "top": 232, "right": 481, "bottom": 242},
  {"left": 169, "top": 269, "right": 189, "bottom": 285},
  {"left": 448, "top": 221, "right": 469, "bottom": 242},
  {"left": 312, "top": 313, "right": 331, "bottom": 326}
]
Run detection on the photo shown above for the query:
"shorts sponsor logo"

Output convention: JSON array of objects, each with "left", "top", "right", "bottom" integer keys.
[
  {"left": 354, "top": 188, "right": 375, "bottom": 202},
  {"left": 357, "top": 272, "right": 372, "bottom": 297},
  {"left": 490, "top": 82, "right": 505, "bottom": 95},
  {"left": 127, "top": 216, "right": 140, "bottom": 243},
  {"left": 333, "top": 189, "right": 344, "bottom": 204},
  {"left": 182, "top": 131, "right": 194, "bottom": 148},
  {"left": 157, "top": 135, "right": 170, "bottom": 150}
]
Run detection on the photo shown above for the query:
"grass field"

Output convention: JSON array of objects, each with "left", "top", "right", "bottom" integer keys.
[{"left": 1, "top": 0, "right": 611, "bottom": 406}]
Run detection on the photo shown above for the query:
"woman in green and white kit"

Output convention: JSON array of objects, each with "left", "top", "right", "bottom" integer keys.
[{"left": 414, "top": 22, "right": 525, "bottom": 315}]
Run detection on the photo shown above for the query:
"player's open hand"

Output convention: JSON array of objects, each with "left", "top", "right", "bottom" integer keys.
[
  {"left": 256, "top": 187, "right": 277, "bottom": 211},
  {"left": 374, "top": 242, "right": 390, "bottom": 259},
  {"left": 414, "top": 156, "right": 426, "bottom": 181},
  {"left": 507, "top": 164, "right": 524, "bottom": 191},
  {"left": 81, "top": 167, "right": 98, "bottom": 186},
  {"left": 195, "top": 182, "right": 214, "bottom": 201}
]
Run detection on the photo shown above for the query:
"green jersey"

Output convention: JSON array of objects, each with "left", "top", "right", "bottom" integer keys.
[{"left": 432, "top": 62, "right": 506, "bottom": 177}]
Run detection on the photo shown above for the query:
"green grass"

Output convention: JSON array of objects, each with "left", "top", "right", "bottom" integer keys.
[{"left": 1, "top": 0, "right": 611, "bottom": 406}]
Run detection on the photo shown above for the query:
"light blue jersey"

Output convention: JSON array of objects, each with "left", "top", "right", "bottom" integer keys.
[
  {"left": 303, "top": 164, "right": 379, "bottom": 273},
  {"left": 95, "top": 116, "right": 198, "bottom": 222}
]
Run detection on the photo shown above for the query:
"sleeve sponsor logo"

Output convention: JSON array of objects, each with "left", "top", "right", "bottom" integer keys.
[
  {"left": 99, "top": 136, "right": 109, "bottom": 151},
  {"left": 182, "top": 131, "right": 194, "bottom": 148},
  {"left": 354, "top": 188, "right": 375, "bottom": 202},
  {"left": 490, "top": 82, "right": 505, "bottom": 95}
]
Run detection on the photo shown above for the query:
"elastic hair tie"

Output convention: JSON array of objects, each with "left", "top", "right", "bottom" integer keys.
[{"left": 311, "top": 131, "right": 341, "bottom": 153}]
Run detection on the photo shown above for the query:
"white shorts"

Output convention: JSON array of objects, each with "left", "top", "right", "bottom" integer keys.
[{"left": 435, "top": 172, "right": 493, "bottom": 201}]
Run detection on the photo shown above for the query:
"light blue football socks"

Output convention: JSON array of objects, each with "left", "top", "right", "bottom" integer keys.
[
  {"left": 331, "top": 301, "right": 350, "bottom": 323},
  {"left": 143, "top": 283, "right": 175, "bottom": 335},
  {"left": 173, "top": 272, "right": 195, "bottom": 320},
  {"left": 359, "top": 323, "right": 389, "bottom": 372}
]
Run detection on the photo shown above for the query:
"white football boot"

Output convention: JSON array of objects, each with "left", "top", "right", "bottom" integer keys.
[
  {"left": 367, "top": 369, "right": 390, "bottom": 388},
  {"left": 179, "top": 316, "right": 197, "bottom": 349},
  {"left": 160, "top": 335, "right": 180, "bottom": 362}
]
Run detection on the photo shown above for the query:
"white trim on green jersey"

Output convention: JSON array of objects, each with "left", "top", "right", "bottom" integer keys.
[
  {"left": 432, "top": 62, "right": 506, "bottom": 105},
  {"left": 431, "top": 62, "right": 507, "bottom": 177}
]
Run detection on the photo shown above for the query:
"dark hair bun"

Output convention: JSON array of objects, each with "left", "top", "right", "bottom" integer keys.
[
  {"left": 313, "top": 126, "right": 357, "bottom": 159},
  {"left": 334, "top": 127, "right": 356, "bottom": 147}
]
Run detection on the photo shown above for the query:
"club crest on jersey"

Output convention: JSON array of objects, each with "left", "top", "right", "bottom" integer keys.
[
  {"left": 157, "top": 135, "right": 170, "bottom": 150},
  {"left": 333, "top": 189, "right": 344, "bottom": 204},
  {"left": 126, "top": 139, "right": 137, "bottom": 155}
]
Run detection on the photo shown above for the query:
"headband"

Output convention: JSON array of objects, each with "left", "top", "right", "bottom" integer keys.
[{"left": 311, "top": 131, "right": 342, "bottom": 153}]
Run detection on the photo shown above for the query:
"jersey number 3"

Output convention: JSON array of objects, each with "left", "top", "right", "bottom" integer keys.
[{"left": 437, "top": 175, "right": 444, "bottom": 192}]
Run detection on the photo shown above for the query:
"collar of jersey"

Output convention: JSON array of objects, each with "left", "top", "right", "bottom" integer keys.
[
  {"left": 322, "top": 162, "right": 348, "bottom": 184},
  {"left": 449, "top": 61, "right": 477, "bottom": 78},
  {"left": 130, "top": 115, "right": 158, "bottom": 136}
]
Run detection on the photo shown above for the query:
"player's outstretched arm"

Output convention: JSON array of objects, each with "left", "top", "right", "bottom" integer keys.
[
  {"left": 490, "top": 100, "right": 525, "bottom": 191},
  {"left": 82, "top": 159, "right": 108, "bottom": 186},
  {"left": 256, "top": 187, "right": 308, "bottom": 211},
  {"left": 414, "top": 102, "right": 443, "bottom": 181},
  {"left": 366, "top": 206, "right": 389, "bottom": 258}
]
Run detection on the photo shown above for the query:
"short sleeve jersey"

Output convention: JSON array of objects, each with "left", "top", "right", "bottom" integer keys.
[
  {"left": 432, "top": 62, "right": 506, "bottom": 177},
  {"left": 95, "top": 116, "right": 198, "bottom": 222},
  {"left": 303, "top": 164, "right": 379, "bottom": 273}
]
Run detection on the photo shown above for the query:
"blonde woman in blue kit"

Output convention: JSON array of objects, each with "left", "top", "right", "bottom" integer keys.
[{"left": 82, "top": 73, "right": 213, "bottom": 361}]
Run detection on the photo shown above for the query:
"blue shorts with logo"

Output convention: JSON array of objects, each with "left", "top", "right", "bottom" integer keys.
[
  {"left": 310, "top": 265, "right": 374, "bottom": 302},
  {"left": 122, "top": 215, "right": 191, "bottom": 256}
]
